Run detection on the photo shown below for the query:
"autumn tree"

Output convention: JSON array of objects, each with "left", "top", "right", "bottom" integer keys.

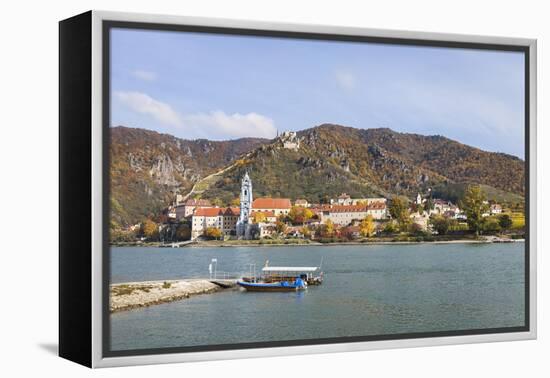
[
  {"left": 359, "top": 215, "right": 376, "bottom": 237},
  {"left": 288, "top": 206, "right": 314, "bottom": 225},
  {"left": 231, "top": 198, "right": 240, "bottom": 207},
  {"left": 300, "top": 226, "right": 311, "bottom": 238},
  {"left": 303, "top": 208, "right": 314, "bottom": 222},
  {"left": 252, "top": 212, "right": 267, "bottom": 224},
  {"left": 141, "top": 219, "right": 159, "bottom": 240},
  {"left": 460, "top": 185, "right": 490, "bottom": 235},
  {"left": 275, "top": 220, "right": 287, "bottom": 234},
  {"left": 324, "top": 219, "right": 335, "bottom": 237},
  {"left": 205, "top": 227, "right": 222, "bottom": 239},
  {"left": 389, "top": 197, "right": 410, "bottom": 231}
]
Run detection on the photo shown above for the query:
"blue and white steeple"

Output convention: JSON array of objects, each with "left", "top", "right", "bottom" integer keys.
[{"left": 237, "top": 171, "right": 253, "bottom": 237}]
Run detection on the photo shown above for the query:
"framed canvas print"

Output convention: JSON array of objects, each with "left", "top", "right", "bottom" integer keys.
[{"left": 59, "top": 10, "right": 537, "bottom": 368}]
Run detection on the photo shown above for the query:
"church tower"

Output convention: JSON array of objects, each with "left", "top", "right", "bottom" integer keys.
[{"left": 237, "top": 171, "right": 253, "bottom": 237}]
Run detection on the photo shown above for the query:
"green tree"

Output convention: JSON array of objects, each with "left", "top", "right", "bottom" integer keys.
[
  {"left": 430, "top": 215, "right": 450, "bottom": 235},
  {"left": 460, "top": 185, "right": 490, "bottom": 235},
  {"left": 359, "top": 215, "right": 376, "bottom": 237},
  {"left": 389, "top": 197, "right": 410, "bottom": 231},
  {"left": 483, "top": 217, "right": 501, "bottom": 233},
  {"left": 498, "top": 214, "right": 513, "bottom": 230},
  {"left": 175, "top": 225, "right": 191, "bottom": 241},
  {"left": 383, "top": 221, "right": 398, "bottom": 233},
  {"left": 211, "top": 197, "right": 224, "bottom": 207},
  {"left": 417, "top": 203, "right": 424, "bottom": 214},
  {"left": 424, "top": 198, "right": 434, "bottom": 212}
]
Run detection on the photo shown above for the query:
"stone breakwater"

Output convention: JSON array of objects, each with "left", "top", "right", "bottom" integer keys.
[{"left": 110, "top": 279, "right": 230, "bottom": 313}]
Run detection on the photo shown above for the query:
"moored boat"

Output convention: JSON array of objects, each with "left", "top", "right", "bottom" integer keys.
[{"left": 242, "top": 265, "right": 324, "bottom": 286}]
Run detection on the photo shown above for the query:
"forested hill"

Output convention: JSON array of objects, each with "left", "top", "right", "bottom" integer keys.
[
  {"left": 110, "top": 124, "right": 524, "bottom": 226},
  {"left": 109, "top": 126, "right": 269, "bottom": 227}
]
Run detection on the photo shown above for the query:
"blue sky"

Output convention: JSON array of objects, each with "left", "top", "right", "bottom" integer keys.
[{"left": 111, "top": 28, "right": 525, "bottom": 158}]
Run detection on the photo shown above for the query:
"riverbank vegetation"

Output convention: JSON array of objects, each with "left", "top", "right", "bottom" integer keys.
[{"left": 111, "top": 184, "right": 524, "bottom": 247}]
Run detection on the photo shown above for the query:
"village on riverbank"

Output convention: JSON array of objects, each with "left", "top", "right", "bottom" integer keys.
[{"left": 111, "top": 170, "right": 525, "bottom": 247}]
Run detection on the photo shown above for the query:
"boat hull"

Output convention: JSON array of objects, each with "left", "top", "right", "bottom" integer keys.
[{"left": 237, "top": 281, "right": 306, "bottom": 292}]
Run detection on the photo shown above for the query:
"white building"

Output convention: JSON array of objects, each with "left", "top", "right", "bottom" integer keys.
[
  {"left": 191, "top": 207, "right": 222, "bottom": 240},
  {"left": 366, "top": 201, "right": 387, "bottom": 220},
  {"left": 330, "top": 193, "right": 387, "bottom": 207},
  {"left": 191, "top": 207, "right": 239, "bottom": 240},
  {"left": 433, "top": 199, "right": 453, "bottom": 214},
  {"left": 320, "top": 205, "right": 369, "bottom": 226}
]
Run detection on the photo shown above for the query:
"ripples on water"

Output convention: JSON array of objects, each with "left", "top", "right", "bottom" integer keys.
[{"left": 110, "top": 243, "right": 525, "bottom": 351}]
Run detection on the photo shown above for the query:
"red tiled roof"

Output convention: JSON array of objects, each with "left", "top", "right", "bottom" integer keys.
[
  {"left": 193, "top": 207, "right": 222, "bottom": 217},
  {"left": 367, "top": 202, "right": 386, "bottom": 210},
  {"left": 253, "top": 198, "right": 291, "bottom": 209},
  {"left": 194, "top": 207, "right": 239, "bottom": 217},
  {"left": 223, "top": 207, "right": 240, "bottom": 216}
]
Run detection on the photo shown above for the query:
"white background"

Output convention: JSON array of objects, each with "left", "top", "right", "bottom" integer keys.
[{"left": 0, "top": 0, "right": 546, "bottom": 376}]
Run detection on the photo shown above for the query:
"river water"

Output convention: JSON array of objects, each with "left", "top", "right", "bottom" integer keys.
[{"left": 110, "top": 243, "right": 525, "bottom": 351}]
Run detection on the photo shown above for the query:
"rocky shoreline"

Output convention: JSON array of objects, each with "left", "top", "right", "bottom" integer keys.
[{"left": 110, "top": 279, "right": 232, "bottom": 313}]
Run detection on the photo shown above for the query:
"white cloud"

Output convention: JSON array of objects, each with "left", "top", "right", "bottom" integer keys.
[
  {"left": 132, "top": 69, "right": 157, "bottom": 81},
  {"left": 183, "top": 111, "right": 276, "bottom": 139},
  {"left": 115, "top": 90, "right": 276, "bottom": 139},
  {"left": 335, "top": 70, "right": 356, "bottom": 91},
  {"left": 115, "top": 91, "right": 183, "bottom": 127}
]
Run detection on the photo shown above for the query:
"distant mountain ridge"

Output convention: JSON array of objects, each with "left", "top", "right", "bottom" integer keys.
[{"left": 110, "top": 124, "right": 525, "bottom": 226}]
